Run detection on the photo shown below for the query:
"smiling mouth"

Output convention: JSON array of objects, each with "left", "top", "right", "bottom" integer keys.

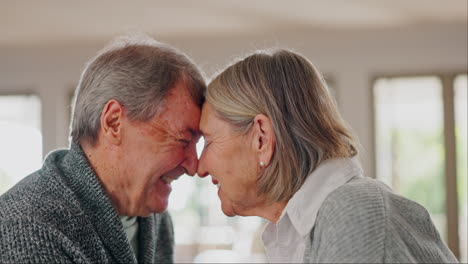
[
  {"left": 211, "top": 178, "right": 220, "bottom": 188},
  {"left": 161, "top": 175, "right": 176, "bottom": 184},
  {"left": 160, "top": 167, "right": 186, "bottom": 184}
]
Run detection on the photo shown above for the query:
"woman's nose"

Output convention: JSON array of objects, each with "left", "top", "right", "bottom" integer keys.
[{"left": 196, "top": 152, "right": 209, "bottom": 178}]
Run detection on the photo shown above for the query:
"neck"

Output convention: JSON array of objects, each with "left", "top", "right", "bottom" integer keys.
[
  {"left": 81, "top": 140, "right": 126, "bottom": 214},
  {"left": 239, "top": 199, "right": 289, "bottom": 223},
  {"left": 81, "top": 140, "right": 109, "bottom": 180}
]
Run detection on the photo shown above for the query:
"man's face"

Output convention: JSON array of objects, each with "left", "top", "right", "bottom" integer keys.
[{"left": 118, "top": 81, "right": 201, "bottom": 216}]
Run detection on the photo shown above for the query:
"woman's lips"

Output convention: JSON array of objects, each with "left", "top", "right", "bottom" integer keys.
[{"left": 211, "top": 178, "right": 220, "bottom": 188}]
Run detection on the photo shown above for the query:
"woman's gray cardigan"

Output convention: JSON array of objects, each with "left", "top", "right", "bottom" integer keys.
[
  {"left": 0, "top": 144, "right": 174, "bottom": 263},
  {"left": 303, "top": 177, "right": 458, "bottom": 263}
]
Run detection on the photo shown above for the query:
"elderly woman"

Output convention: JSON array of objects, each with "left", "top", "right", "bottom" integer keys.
[{"left": 196, "top": 49, "right": 457, "bottom": 263}]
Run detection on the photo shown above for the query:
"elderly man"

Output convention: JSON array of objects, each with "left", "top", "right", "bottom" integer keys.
[{"left": 0, "top": 35, "right": 205, "bottom": 263}]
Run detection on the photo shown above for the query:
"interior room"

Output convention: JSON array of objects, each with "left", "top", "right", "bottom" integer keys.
[{"left": 1, "top": 1, "right": 466, "bottom": 262}]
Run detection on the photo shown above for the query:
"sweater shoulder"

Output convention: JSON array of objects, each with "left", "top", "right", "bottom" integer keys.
[
  {"left": 323, "top": 176, "right": 440, "bottom": 229},
  {"left": 319, "top": 177, "right": 389, "bottom": 219},
  {"left": 0, "top": 163, "right": 82, "bottom": 226},
  {"left": 0, "top": 216, "right": 82, "bottom": 263},
  {"left": 310, "top": 177, "right": 388, "bottom": 263},
  {"left": 313, "top": 177, "right": 458, "bottom": 263}
]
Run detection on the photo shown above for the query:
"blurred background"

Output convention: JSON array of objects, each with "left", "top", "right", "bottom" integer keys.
[{"left": 0, "top": 0, "right": 466, "bottom": 262}]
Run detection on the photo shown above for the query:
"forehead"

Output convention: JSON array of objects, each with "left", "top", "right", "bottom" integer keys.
[
  {"left": 157, "top": 82, "right": 201, "bottom": 134},
  {"left": 200, "top": 103, "right": 214, "bottom": 131},
  {"left": 165, "top": 81, "right": 197, "bottom": 106},
  {"left": 200, "top": 103, "right": 232, "bottom": 136}
]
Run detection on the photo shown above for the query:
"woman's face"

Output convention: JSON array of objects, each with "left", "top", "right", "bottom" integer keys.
[{"left": 197, "top": 103, "right": 262, "bottom": 216}]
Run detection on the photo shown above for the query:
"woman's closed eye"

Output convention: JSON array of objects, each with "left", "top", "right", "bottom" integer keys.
[{"left": 204, "top": 141, "right": 211, "bottom": 149}]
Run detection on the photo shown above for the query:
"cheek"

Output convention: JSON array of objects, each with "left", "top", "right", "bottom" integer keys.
[
  {"left": 212, "top": 145, "right": 246, "bottom": 177},
  {"left": 233, "top": 143, "right": 257, "bottom": 180},
  {"left": 135, "top": 144, "right": 186, "bottom": 182},
  {"left": 208, "top": 149, "right": 236, "bottom": 179},
  {"left": 155, "top": 145, "right": 186, "bottom": 170}
]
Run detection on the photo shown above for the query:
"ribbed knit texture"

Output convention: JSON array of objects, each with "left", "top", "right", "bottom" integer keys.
[
  {"left": 0, "top": 143, "right": 174, "bottom": 263},
  {"left": 304, "top": 177, "right": 458, "bottom": 263}
]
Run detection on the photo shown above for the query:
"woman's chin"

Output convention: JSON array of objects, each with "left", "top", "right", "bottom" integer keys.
[{"left": 220, "top": 201, "right": 236, "bottom": 217}]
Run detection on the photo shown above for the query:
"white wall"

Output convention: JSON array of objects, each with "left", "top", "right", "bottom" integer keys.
[{"left": 0, "top": 23, "right": 466, "bottom": 177}]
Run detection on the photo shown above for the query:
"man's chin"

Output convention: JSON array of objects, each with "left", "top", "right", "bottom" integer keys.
[
  {"left": 146, "top": 194, "right": 169, "bottom": 214},
  {"left": 146, "top": 180, "right": 172, "bottom": 214}
]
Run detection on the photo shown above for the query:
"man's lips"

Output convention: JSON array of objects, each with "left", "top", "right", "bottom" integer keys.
[{"left": 160, "top": 167, "right": 186, "bottom": 184}]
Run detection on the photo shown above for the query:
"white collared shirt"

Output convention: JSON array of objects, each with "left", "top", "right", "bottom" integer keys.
[{"left": 261, "top": 157, "right": 363, "bottom": 263}]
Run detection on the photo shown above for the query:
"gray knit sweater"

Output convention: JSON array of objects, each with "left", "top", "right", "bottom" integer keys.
[
  {"left": 0, "top": 144, "right": 174, "bottom": 263},
  {"left": 303, "top": 177, "right": 458, "bottom": 263}
]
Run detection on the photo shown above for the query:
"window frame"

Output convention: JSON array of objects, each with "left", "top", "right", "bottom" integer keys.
[
  {"left": 371, "top": 71, "right": 467, "bottom": 260},
  {"left": 0, "top": 91, "right": 43, "bottom": 194}
]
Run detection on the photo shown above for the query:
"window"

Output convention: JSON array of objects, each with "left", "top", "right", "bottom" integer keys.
[
  {"left": 0, "top": 94, "right": 42, "bottom": 195},
  {"left": 374, "top": 74, "right": 467, "bottom": 262},
  {"left": 454, "top": 74, "right": 467, "bottom": 262},
  {"left": 374, "top": 76, "right": 447, "bottom": 236}
]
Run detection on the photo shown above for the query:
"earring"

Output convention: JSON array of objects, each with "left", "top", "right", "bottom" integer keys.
[{"left": 259, "top": 161, "right": 265, "bottom": 167}]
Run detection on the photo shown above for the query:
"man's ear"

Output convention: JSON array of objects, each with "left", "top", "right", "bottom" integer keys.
[
  {"left": 251, "top": 114, "right": 276, "bottom": 167},
  {"left": 100, "top": 99, "right": 124, "bottom": 145}
]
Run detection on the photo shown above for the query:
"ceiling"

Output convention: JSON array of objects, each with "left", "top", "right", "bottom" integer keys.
[{"left": 1, "top": 0, "right": 467, "bottom": 46}]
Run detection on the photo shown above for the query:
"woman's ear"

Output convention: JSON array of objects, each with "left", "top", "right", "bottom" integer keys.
[
  {"left": 251, "top": 114, "right": 276, "bottom": 167},
  {"left": 100, "top": 99, "right": 124, "bottom": 145}
]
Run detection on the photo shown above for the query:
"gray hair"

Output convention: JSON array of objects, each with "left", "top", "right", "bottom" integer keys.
[
  {"left": 207, "top": 49, "right": 357, "bottom": 203},
  {"left": 70, "top": 34, "right": 206, "bottom": 145}
]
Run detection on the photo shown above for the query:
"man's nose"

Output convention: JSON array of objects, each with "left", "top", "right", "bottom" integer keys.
[{"left": 181, "top": 143, "right": 198, "bottom": 176}]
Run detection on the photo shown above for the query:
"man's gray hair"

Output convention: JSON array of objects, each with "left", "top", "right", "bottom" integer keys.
[{"left": 70, "top": 34, "right": 206, "bottom": 145}]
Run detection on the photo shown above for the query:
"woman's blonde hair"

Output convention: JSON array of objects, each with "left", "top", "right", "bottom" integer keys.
[{"left": 206, "top": 49, "right": 358, "bottom": 203}]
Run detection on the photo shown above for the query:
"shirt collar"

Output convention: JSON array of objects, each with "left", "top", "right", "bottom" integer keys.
[
  {"left": 264, "top": 157, "right": 363, "bottom": 240},
  {"left": 120, "top": 215, "right": 138, "bottom": 229}
]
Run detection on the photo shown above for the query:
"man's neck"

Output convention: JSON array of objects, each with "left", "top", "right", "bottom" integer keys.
[
  {"left": 81, "top": 140, "right": 109, "bottom": 181},
  {"left": 81, "top": 140, "right": 125, "bottom": 214}
]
